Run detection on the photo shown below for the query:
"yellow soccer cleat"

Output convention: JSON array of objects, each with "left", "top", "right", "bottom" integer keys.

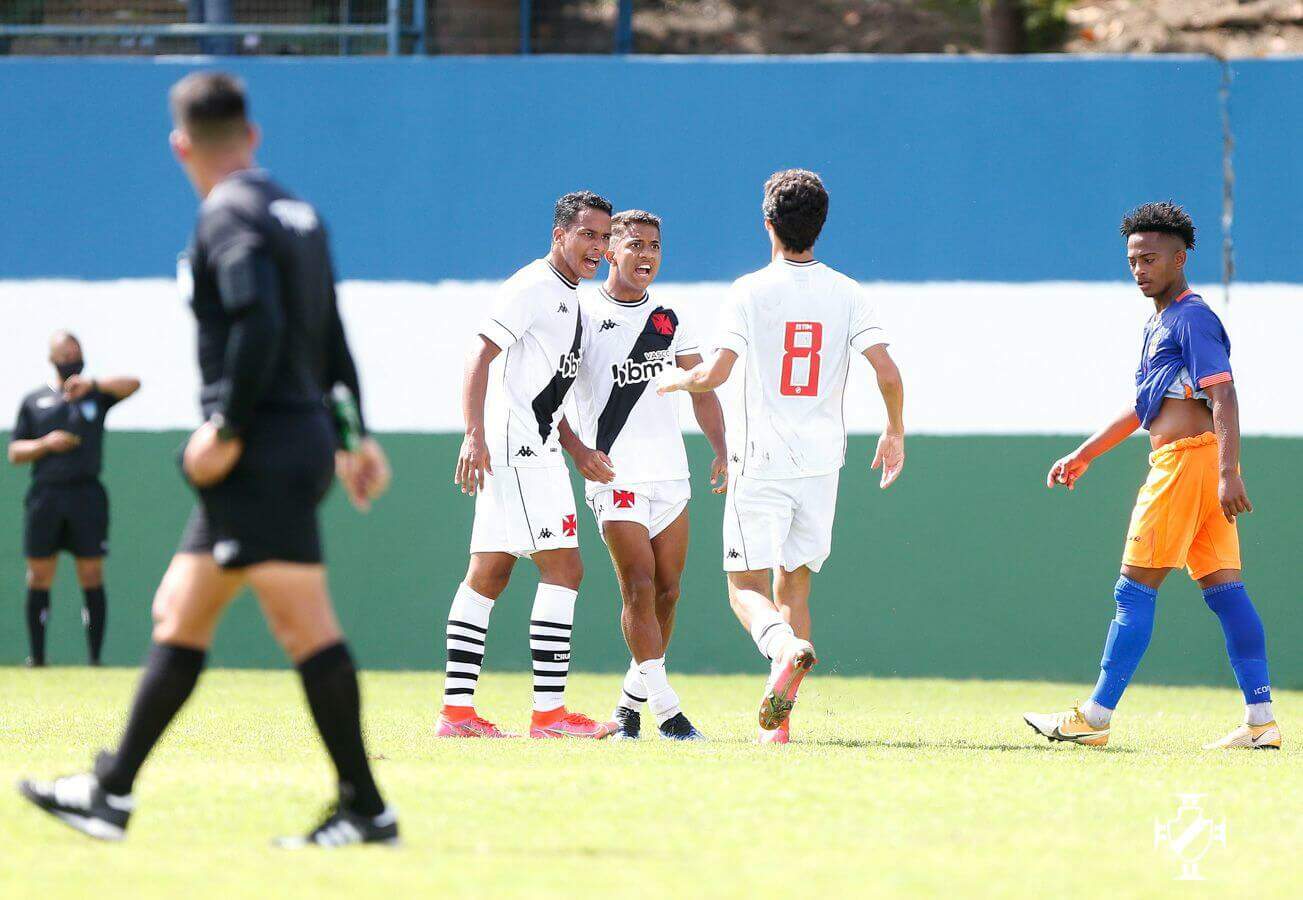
[
  {"left": 1023, "top": 706, "right": 1110, "bottom": 747},
  {"left": 1202, "top": 721, "right": 1281, "bottom": 750}
]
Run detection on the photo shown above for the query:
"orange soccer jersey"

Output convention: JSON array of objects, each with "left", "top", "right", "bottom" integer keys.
[{"left": 1122, "top": 432, "right": 1240, "bottom": 579}]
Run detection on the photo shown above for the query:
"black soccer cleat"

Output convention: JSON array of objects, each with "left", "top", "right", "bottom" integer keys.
[
  {"left": 658, "top": 712, "right": 706, "bottom": 742},
  {"left": 17, "top": 770, "right": 134, "bottom": 841},
  {"left": 275, "top": 804, "right": 400, "bottom": 849},
  {"left": 611, "top": 706, "right": 642, "bottom": 741}
]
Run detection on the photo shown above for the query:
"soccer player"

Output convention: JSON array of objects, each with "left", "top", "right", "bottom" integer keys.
[
  {"left": 438, "top": 191, "right": 615, "bottom": 740},
  {"left": 18, "top": 72, "right": 399, "bottom": 845},
  {"left": 659, "top": 170, "right": 905, "bottom": 744},
  {"left": 9, "top": 331, "right": 139, "bottom": 666},
  {"left": 1024, "top": 202, "right": 1279, "bottom": 751},
  {"left": 558, "top": 209, "right": 727, "bottom": 741}
]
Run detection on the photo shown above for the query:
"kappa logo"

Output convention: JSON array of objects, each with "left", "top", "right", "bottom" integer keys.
[
  {"left": 599, "top": 319, "right": 619, "bottom": 331},
  {"left": 729, "top": 453, "right": 741, "bottom": 463},
  {"left": 561, "top": 514, "right": 578, "bottom": 537},
  {"left": 650, "top": 312, "right": 675, "bottom": 336},
  {"left": 558, "top": 301, "right": 569, "bottom": 314},
  {"left": 613, "top": 490, "right": 636, "bottom": 509},
  {"left": 515, "top": 446, "right": 537, "bottom": 458},
  {"left": 538, "top": 528, "right": 554, "bottom": 540},
  {"left": 727, "top": 548, "right": 741, "bottom": 559}
]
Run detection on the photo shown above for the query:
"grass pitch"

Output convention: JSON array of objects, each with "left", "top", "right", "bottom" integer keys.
[{"left": 0, "top": 668, "right": 1297, "bottom": 899}]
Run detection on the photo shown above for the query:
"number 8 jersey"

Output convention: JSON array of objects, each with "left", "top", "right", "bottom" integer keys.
[{"left": 713, "top": 258, "right": 889, "bottom": 480}]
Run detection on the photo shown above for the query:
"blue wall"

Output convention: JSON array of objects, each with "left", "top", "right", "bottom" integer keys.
[{"left": 6, "top": 56, "right": 1292, "bottom": 284}]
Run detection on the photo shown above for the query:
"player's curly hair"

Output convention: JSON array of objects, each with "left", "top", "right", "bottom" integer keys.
[
  {"left": 554, "top": 191, "right": 613, "bottom": 229},
  {"left": 610, "top": 209, "right": 661, "bottom": 241},
  {"left": 763, "top": 169, "right": 828, "bottom": 253},
  {"left": 1120, "top": 201, "right": 1196, "bottom": 249}
]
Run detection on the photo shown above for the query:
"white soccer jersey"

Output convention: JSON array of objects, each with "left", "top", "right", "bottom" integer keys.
[
  {"left": 478, "top": 259, "right": 583, "bottom": 468},
  {"left": 570, "top": 286, "right": 700, "bottom": 494},
  {"left": 714, "top": 258, "right": 889, "bottom": 480}
]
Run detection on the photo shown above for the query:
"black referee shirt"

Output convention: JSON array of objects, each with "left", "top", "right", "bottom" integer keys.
[
  {"left": 181, "top": 168, "right": 366, "bottom": 436},
  {"left": 12, "top": 386, "right": 120, "bottom": 485}
]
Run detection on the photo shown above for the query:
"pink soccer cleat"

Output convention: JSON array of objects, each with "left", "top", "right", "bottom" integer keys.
[
  {"left": 758, "top": 719, "right": 790, "bottom": 744},
  {"left": 758, "top": 640, "right": 816, "bottom": 731},
  {"left": 529, "top": 708, "right": 617, "bottom": 739},
  {"left": 435, "top": 708, "right": 518, "bottom": 738}
]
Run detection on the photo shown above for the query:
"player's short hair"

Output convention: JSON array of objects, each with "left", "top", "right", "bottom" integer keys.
[
  {"left": 554, "top": 191, "right": 613, "bottom": 230},
  {"left": 169, "top": 71, "right": 249, "bottom": 144},
  {"left": 49, "top": 330, "right": 80, "bottom": 351},
  {"left": 610, "top": 209, "right": 661, "bottom": 242},
  {"left": 763, "top": 169, "right": 828, "bottom": 254},
  {"left": 1120, "top": 201, "right": 1196, "bottom": 249}
]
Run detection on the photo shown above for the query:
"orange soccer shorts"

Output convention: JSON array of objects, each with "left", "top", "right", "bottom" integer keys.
[{"left": 1121, "top": 432, "right": 1241, "bottom": 580}]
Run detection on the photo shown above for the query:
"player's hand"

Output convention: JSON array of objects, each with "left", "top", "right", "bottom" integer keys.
[
  {"left": 183, "top": 421, "right": 243, "bottom": 487},
  {"left": 709, "top": 455, "right": 727, "bottom": 494},
  {"left": 1218, "top": 472, "right": 1253, "bottom": 523},
  {"left": 871, "top": 431, "right": 904, "bottom": 489},
  {"left": 656, "top": 367, "right": 687, "bottom": 396},
  {"left": 571, "top": 444, "right": 615, "bottom": 484},
  {"left": 338, "top": 437, "right": 391, "bottom": 512},
  {"left": 454, "top": 431, "right": 492, "bottom": 495},
  {"left": 61, "top": 374, "right": 94, "bottom": 401},
  {"left": 41, "top": 430, "right": 81, "bottom": 454},
  {"left": 1047, "top": 452, "right": 1089, "bottom": 490}
]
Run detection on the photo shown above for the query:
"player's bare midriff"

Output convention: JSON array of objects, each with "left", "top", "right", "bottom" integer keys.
[{"left": 1147, "top": 396, "right": 1215, "bottom": 449}]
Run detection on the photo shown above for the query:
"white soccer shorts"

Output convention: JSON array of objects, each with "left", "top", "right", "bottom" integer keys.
[
  {"left": 469, "top": 465, "right": 579, "bottom": 557},
  {"left": 721, "top": 471, "right": 840, "bottom": 573},
  {"left": 587, "top": 479, "right": 691, "bottom": 541}
]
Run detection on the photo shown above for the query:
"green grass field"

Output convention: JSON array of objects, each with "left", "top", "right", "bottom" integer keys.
[{"left": 0, "top": 668, "right": 1297, "bottom": 898}]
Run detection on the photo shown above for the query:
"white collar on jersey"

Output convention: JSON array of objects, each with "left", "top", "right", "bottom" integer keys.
[
  {"left": 599, "top": 286, "right": 649, "bottom": 307},
  {"left": 777, "top": 257, "right": 819, "bottom": 267}
]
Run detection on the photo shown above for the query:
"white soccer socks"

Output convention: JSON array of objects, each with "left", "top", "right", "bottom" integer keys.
[
  {"left": 443, "top": 582, "right": 494, "bottom": 709},
  {"left": 749, "top": 604, "right": 797, "bottom": 661},
  {"left": 638, "top": 657, "right": 681, "bottom": 726},
  {"left": 1246, "top": 701, "right": 1274, "bottom": 727},
  {"left": 617, "top": 659, "right": 647, "bottom": 712},
  {"left": 1078, "top": 699, "right": 1113, "bottom": 729},
  {"left": 530, "top": 584, "right": 577, "bottom": 713}
]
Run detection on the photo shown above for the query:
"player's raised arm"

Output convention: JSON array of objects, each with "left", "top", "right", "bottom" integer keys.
[
  {"left": 62, "top": 374, "right": 141, "bottom": 403},
  {"left": 1206, "top": 381, "right": 1251, "bottom": 522},
  {"left": 1046, "top": 407, "right": 1141, "bottom": 490},
  {"left": 863, "top": 344, "right": 905, "bottom": 489}
]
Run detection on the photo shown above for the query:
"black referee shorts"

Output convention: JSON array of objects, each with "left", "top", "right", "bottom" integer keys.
[
  {"left": 24, "top": 479, "right": 110, "bottom": 559},
  {"left": 179, "top": 409, "right": 336, "bottom": 569}
]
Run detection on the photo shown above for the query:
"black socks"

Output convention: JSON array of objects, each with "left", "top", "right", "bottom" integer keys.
[
  {"left": 95, "top": 643, "right": 207, "bottom": 796},
  {"left": 25, "top": 588, "right": 50, "bottom": 665},
  {"left": 297, "top": 642, "right": 385, "bottom": 817},
  {"left": 83, "top": 586, "right": 107, "bottom": 664}
]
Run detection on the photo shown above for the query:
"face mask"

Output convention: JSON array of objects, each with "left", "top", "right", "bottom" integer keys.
[{"left": 55, "top": 360, "right": 84, "bottom": 382}]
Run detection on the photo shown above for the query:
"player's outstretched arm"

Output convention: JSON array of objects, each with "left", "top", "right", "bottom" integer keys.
[
  {"left": 8, "top": 432, "right": 80, "bottom": 465},
  {"left": 62, "top": 374, "right": 141, "bottom": 402},
  {"left": 657, "top": 349, "right": 737, "bottom": 395},
  {"left": 1206, "top": 381, "right": 1251, "bottom": 522},
  {"left": 454, "top": 336, "right": 500, "bottom": 495},
  {"left": 864, "top": 344, "right": 905, "bottom": 489},
  {"left": 557, "top": 417, "right": 615, "bottom": 484},
  {"left": 1046, "top": 407, "right": 1140, "bottom": 490}
]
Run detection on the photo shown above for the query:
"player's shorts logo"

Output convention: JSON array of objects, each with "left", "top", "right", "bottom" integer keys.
[
  {"left": 561, "top": 514, "right": 578, "bottom": 537},
  {"left": 538, "top": 528, "right": 554, "bottom": 540},
  {"left": 727, "top": 548, "right": 741, "bottom": 559},
  {"left": 613, "top": 490, "right": 636, "bottom": 509},
  {"left": 651, "top": 313, "right": 675, "bottom": 336}
]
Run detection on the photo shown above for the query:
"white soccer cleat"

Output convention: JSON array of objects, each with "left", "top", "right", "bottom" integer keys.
[
  {"left": 1202, "top": 720, "right": 1281, "bottom": 750},
  {"left": 1022, "top": 706, "right": 1110, "bottom": 747}
]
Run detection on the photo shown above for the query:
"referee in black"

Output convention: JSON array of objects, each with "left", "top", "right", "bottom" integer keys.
[
  {"left": 9, "top": 331, "right": 139, "bottom": 666},
  {"left": 19, "top": 72, "right": 398, "bottom": 847}
]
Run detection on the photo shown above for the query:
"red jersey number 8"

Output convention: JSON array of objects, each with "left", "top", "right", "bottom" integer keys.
[{"left": 779, "top": 321, "right": 823, "bottom": 396}]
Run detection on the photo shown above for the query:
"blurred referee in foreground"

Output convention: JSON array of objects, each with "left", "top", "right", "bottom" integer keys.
[
  {"left": 8, "top": 332, "right": 139, "bottom": 666},
  {"left": 19, "top": 72, "right": 399, "bottom": 847}
]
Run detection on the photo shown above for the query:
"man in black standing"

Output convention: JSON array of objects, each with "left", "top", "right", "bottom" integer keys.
[
  {"left": 18, "top": 71, "right": 398, "bottom": 847},
  {"left": 8, "top": 331, "right": 140, "bottom": 666}
]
